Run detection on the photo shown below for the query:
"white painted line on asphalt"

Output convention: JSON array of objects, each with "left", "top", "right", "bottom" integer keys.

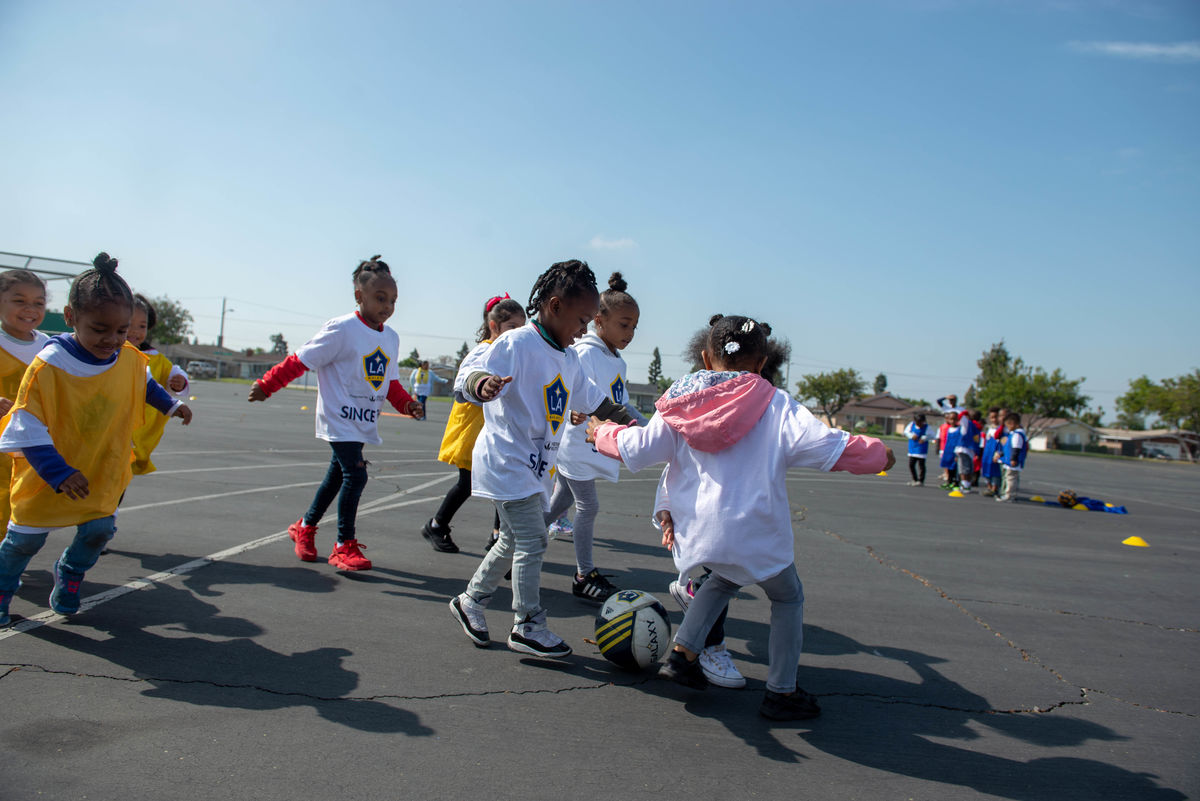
[
  {"left": 147, "top": 458, "right": 432, "bottom": 476},
  {"left": 0, "top": 474, "right": 456, "bottom": 641},
  {"left": 158, "top": 448, "right": 431, "bottom": 457}
]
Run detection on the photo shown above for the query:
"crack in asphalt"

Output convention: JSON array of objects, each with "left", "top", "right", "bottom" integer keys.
[
  {"left": 818, "top": 528, "right": 1196, "bottom": 718},
  {"left": 953, "top": 597, "right": 1198, "bottom": 633}
]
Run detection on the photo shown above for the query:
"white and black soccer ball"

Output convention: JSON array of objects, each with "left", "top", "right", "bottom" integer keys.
[{"left": 594, "top": 589, "right": 672, "bottom": 670}]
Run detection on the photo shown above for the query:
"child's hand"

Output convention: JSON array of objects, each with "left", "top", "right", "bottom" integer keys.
[
  {"left": 407, "top": 400, "right": 425, "bottom": 419},
  {"left": 478, "top": 374, "right": 512, "bottom": 401},
  {"left": 883, "top": 449, "right": 896, "bottom": 472},
  {"left": 0, "top": 397, "right": 11, "bottom": 417},
  {"left": 172, "top": 404, "right": 193, "bottom": 425},
  {"left": 569, "top": 410, "right": 588, "bottom": 426},
  {"left": 59, "top": 471, "right": 89, "bottom": 500},
  {"left": 247, "top": 382, "right": 268, "bottom": 402},
  {"left": 585, "top": 416, "right": 603, "bottom": 444},
  {"left": 656, "top": 510, "right": 675, "bottom": 549},
  {"left": 168, "top": 375, "right": 188, "bottom": 393}
]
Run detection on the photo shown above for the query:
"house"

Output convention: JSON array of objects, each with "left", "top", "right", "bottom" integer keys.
[
  {"left": 161, "top": 344, "right": 282, "bottom": 380},
  {"left": 829, "top": 393, "right": 923, "bottom": 435},
  {"left": 1023, "top": 417, "right": 1098, "bottom": 452},
  {"left": 626, "top": 382, "right": 661, "bottom": 415},
  {"left": 1093, "top": 428, "right": 1200, "bottom": 461}
]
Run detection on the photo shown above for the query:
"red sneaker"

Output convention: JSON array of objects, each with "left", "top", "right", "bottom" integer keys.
[
  {"left": 328, "top": 539, "right": 372, "bottom": 571},
  {"left": 288, "top": 520, "right": 318, "bottom": 562}
]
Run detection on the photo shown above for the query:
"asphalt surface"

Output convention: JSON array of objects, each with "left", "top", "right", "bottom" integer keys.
[{"left": 1, "top": 382, "right": 1196, "bottom": 800}]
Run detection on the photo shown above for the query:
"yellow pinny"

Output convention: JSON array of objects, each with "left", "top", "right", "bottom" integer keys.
[
  {"left": 2, "top": 342, "right": 147, "bottom": 529},
  {"left": 0, "top": 333, "right": 49, "bottom": 529},
  {"left": 436, "top": 341, "right": 490, "bottom": 470},
  {"left": 131, "top": 350, "right": 178, "bottom": 475}
]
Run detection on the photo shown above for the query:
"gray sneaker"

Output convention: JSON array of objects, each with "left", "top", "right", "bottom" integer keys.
[{"left": 507, "top": 611, "right": 571, "bottom": 658}]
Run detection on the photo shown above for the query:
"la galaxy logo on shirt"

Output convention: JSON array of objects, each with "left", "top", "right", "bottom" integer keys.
[
  {"left": 610, "top": 375, "right": 626, "bottom": 405},
  {"left": 544, "top": 375, "right": 569, "bottom": 435},
  {"left": 362, "top": 347, "right": 389, "bottom": 391}
]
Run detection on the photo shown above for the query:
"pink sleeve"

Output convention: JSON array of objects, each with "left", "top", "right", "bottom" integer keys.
[
  {"left": 831, "top": 435, "right": 889, "bottom": 474},
  {"left": 593, "top": 422, "right": 631, "bottom": 462}
]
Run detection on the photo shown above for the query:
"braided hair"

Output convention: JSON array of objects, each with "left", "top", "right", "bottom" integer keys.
[
  {"left": 133, "top": 293, "right": 158, "bottom": 351},
  {"left": 598, "top": 271, "right": 637, "bottom": 316},
  {"left": 0, "top": 269, "right": 46, "bottom": 297},
  {"left": 526, "top": 259, "right": 597, "bottom": 317},
  {"left": 69, "top": 253, "right": 133, "bottom": 314},
  {"left": 353, "top": 254, "right": 392, "bottom": 287}
]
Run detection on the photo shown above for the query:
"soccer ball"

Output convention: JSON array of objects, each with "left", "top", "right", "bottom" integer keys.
[
  {"left": 1058, "top": 489, "right": 1078, "bottom": 508},
  {"left": 594, "top": 589, "right": 672, "bottom": 671}
]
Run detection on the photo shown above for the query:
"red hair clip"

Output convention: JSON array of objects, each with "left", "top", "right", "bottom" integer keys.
[{"left": 485, "top": 293, "right": 511, "bottom": 313}]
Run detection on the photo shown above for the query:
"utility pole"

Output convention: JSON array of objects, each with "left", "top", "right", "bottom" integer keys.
[{"left": 218, "top": 297, "right": 233, "bottom": 348}]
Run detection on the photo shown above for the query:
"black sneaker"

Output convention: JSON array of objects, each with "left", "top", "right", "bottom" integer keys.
[
  {"left": 760, "top": 688, "right": 821, "bottom": 721},
  {"left": 573, "top": 569, "right": 618, "bottom": 603},
  {"left": 658, "top": 649, "right": 708, "bottom": 689},
  {"left": 421, "top": 520, "right": 460, "bottom": 553}
]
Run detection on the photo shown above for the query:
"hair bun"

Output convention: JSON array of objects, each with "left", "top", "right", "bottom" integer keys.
[
  {"left": 369, "top": 254, "right": 382, "bottom": 262},
  {"left": 759, "top": 322, "right": 773, "bottom": 337},
  {"left": 708, "top": 313, "right": 724, "bottom": 327},
  {"left": 92, "top": 252, "right": 118, "bottom": 274},
  {"left": 607, "top": 272, "right": 628, "bottom": 293}
]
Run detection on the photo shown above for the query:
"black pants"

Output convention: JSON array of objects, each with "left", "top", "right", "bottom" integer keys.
[
  {"left": 434, "top": 467, "right": 500, "bottom": 531},
  {"left": 908, "top": 456, "right": 926, "bottom": 484}
]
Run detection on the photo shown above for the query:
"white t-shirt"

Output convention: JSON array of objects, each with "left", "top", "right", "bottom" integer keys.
[
  {"left": 453, "top": 341, "right": 491, "bottom": 403},
  {"left": 295, "top": 312, "right": 401, "bottom": 444},
  {"left": 0, "top": 329, "right": 50, "bottom": 366},
  {"left": 470, "top": 322, "right": 607, "bottom": 503},
  {"left": 557, "top": 331, "right": 629, "bottom": 483},
  {"left": 623, "top": 391, "right": 848, "bottom": 585}
]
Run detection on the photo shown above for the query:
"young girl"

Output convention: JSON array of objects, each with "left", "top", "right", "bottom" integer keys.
[
  {"left": 903, "top": 412, "right": 930, "bottom": 487},
  {"left": 248, "top": 255, "right": 423, "bottom": 571},
  {"left": 420, "top": 294, "right": 526, "bottom": 553},
  {"left": 542, "top": 271, "right": 645, "bottom": 602},
  {"left": 128, "top": 294, "right": 190, "bottom": 475},
  {"left": 980, "top": 407, "right": 1002, "bottom": 496},
  {"left": 0, "top": 253, "right": 192, "bottom": 626},
  {"left": 448, "top": 259, "right": 634, "bottom": 659},
  {"left": 590, "top": 314, "right": 894, "bottom": 720},
  {"left": 0, "top": 270, "right": 50, "bottom": 535}
]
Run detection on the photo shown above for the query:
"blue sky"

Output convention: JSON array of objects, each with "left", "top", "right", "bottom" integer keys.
[{"left": 2, "top": 0, "right": 1197, "bottom": 418}]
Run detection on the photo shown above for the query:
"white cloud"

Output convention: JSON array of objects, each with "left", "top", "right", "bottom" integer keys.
[
  {"left": 589, "top": 236, "right": 637, "bottom": 250},
  {"left": 1068, "top": 40, "right": 1200, "bottom": 63}
]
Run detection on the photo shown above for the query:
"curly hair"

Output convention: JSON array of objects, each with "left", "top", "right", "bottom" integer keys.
[
  {"left": 526, "top": 259, "right": 597, "bottom": 317},
  {"left": 684, "top": 314, "right": 789, "bottom": 385},
  {"left": 69, "top": 253, "right": 133, "bottom": 314},
  {"left": 352, "top": 254, "right": 392, "bottom": 288}
]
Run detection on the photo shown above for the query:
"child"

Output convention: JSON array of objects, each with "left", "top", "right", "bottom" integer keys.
[
  {"left": 0, "top": 254, "right": 192, "bottom": 626},
  {"left": 448, "top": 259, "right": 635, "bottom": 659},
  {"left": 128, "top": 294, "right": 190, "bottom": 475},
  {"left": 543, "top": 271, "right": 645, "bottom": 602},
  {"left": 409, "top": 360, "right": 448, "bottom": 419},
  {"left": 421, "top": 294, "right": 526, "bottom": 553},
  {"left": 938, "top": 409, "right": 959, "bottom": 489},
  {"left": 590, "top": 314, "right": 894, "bottom": 720},
  {"left": 980, "top": 406, "right": 1002, "bottom": 496},
  {"left": 0, "top": 270, "right": 50, "bottom": 535},
  {"left": 903, "top": 412, "right": 929, "bottom": 487},
  {"left": 248, "top": 255, "right": 423, "bottom": 571},
  {"left": 996, "top": 412, "right": 1028, "bottom": 503},
  {"left": 955, "top": 409, "right": 980, "bottom": 493}
]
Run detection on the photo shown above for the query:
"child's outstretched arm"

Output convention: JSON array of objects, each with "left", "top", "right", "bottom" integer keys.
[
  {"left": 463, "top": 371, "right": 513, "bottom": 403},
  {"left": 590, "top": 415, "right": 675, "bottom": 471},
  {"left": 167, "top": 363, "right": 190, "bottom": 394},
  {"left": 147, "top": 377, "right": 193, "bottom": 425},
  {"left": 386, "top": 379, "right": 424, "bottom": 418},
  {"left": 831, "top": 435, "right": 895, "bottom": 474},
  {"left": 249, "top": 354, "right": 309, "bottom": 402}
]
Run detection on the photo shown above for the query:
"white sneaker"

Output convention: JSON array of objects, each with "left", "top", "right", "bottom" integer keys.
[
  {"left": 668, "top": 579, "right": 693, "bottom": 611},
  {"left": 699, "top": 643, "right": 746, "bottom": 688},
  {"left": 547, "top": 515, "right": 573, "bottom": 541},
  {"left": 508, "top": 612, "right": 571, "bottom": 658},
  {"left": 450, "top": 594, "right": 490, "bottom": 647}
]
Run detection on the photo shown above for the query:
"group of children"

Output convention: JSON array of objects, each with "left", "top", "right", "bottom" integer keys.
[
  {"left": 1, "top": 252, "right": 897, "bottom": 723},
  {"left": 902, "top": 393, "right": 1029, "bottom": 502},
  {"left": 0, "top": 255, "right": 192, "bottom": 627}
]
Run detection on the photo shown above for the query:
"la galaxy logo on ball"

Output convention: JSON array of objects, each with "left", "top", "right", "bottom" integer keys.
[
  {"left": 362, "top": 347, "right": 389, "bottom": 391},
  {"left": 595, "top": 589, "right": 671, "bottom": 671},
  {"left": 543, "top": 375, "right": 568, "bottom": 435}
]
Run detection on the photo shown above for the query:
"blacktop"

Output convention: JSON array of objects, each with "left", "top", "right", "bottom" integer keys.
[{"left": 0, "top": 382, "right": 1196, "bottom": 800}]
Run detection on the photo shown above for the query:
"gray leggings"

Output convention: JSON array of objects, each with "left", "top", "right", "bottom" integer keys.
[
  {"left": 544, "top": 474, "right": 600, "bottom": 575},
  {"left": 674, "top": 564, "right": 806, "bottom": 694}
]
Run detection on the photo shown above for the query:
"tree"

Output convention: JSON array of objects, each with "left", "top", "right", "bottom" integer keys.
[
  {"left": 401, "top": 347, "right": 421, "bottom": 368},
  {"left": 795, "top": 368, "right": 866, "bottom": 425},
  {"left": 973, "top": 341, "right": 1089, "bottom": 438},
  {"left": 649, "top": 347, "right": 663, "bottom": 387},
  {"left": 149, "top": 296, "right": 193, "bottom": 345},
  {"left": 1079, "top": 407, "right": 1105, "bottom": 428},
  {"left": 269, "top": 333, "right": 288, "bottom": 355},
  {"left": 873, "top": 373, "right": 887, "bottom": 395},
  {"left": 1117, "top": 370, "right": 1200, "bottom": 433},
  {"left": 456, "top": 341, "right": 470, "bottom": 366},
  {"left": 963, "top": 384, "right": 979, "bottom": 409}
]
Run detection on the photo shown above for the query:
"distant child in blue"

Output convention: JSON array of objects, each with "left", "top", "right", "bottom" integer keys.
[
  {"left": 903, "top": 412, "right": 929, "bottom": 487},
  {"left": 980, "top": 406, "right": 1002, "bottom": 496},
  {"left": 955, "top": 410, "right": 981, "bottom": 493},
  {"left": 938, "top": 410, "right": 960, "bottom": 489},
  {"left": 996, "top": 412, "right": 1028, "bottom": 503}
]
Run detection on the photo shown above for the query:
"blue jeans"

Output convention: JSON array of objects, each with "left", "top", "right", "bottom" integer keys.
[
  {"left": 466, "top": 494, "right": 547, "bottom": 622},
  {"left": 674, "top": 564, "right": 806, "bottom": 694},
  {"left": 0, "top": 516, "right": 116, "bottom": 595},
  {"left": 304, "top": 441, "right": 368, "bottom": 542}
]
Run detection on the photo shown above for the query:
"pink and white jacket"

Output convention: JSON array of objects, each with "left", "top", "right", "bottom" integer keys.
[{"left": 594, "top": 371, "right": 889, "bottom": 584}]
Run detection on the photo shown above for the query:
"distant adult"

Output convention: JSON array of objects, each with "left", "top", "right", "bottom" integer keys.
[
  {"left": 410, "top": 360, "right": 448, "bottom": 420},
  {"left": 936, "top": 394, "right": 962, "bottom": 414}
]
